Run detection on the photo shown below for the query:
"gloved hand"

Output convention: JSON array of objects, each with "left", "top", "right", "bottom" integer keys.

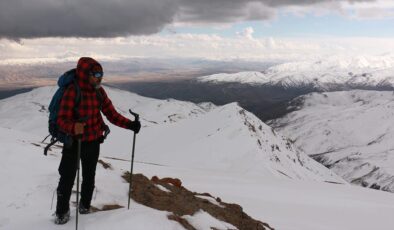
[
  {"left": 74, "top": 122, "right": 85, "bottom": 135},
  {"left": 127, "top": 120, "right": 141, "bottom": 133}
]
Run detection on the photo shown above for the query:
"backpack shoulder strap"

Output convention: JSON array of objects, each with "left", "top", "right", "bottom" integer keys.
[
  {"left": 72, "top": 79, "right": 82, "bottom": 118},
  {"left": 95, "top": 88, "right": 104, "bottom": 111},
  {"left": 95, "top": 88, "right": 110, "bottom": 142},
  {"left": 44, "top": 138, "right": 58, "bottom": 156}
]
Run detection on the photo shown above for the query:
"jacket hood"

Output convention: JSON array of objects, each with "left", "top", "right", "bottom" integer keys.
[{"left": 76, "top": 57, "right": 103, "bottom": 90}]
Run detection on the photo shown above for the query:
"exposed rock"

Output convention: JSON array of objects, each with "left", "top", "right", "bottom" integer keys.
[
  {"left": 123, "top": 173, "right": 274, "bottom": 230},
  {"left": 98, "top": 159, "right": 113, "bottom": 170},
  {"left": 167, "top": 214, "right": 197, "bottom": 230},
  {"left": 151, "top": 175, "right": 182, "bottom": 188}
]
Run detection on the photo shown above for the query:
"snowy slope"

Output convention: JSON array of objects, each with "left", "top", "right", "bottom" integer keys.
[
  {"left": 2, "top": 88, "right": 394, "bottom": 229},
  {"left": 198, "top": 54, "right": 394, "bottom": 89},
  {"left": 0, "top": 86, "right": 341, "bottom": 182},
  {"left": 0, "top": 127, "right": 238, "bottom": 230},
  {"left": 270, "top": 90, "right": 394, "bottom": 192},
  {"left": 134, "top": 102, "right": 342, "bottom": 181}
]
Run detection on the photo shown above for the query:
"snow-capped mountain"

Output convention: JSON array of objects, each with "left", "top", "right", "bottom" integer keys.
[
  {"left": 198, "top": 54, "right": 394, "bottom": 90},
  {"left": 0, "top": 86, "right": 341, "bottom": 182},
  {"left": 270, "top": 90, "right": 394, "bottom": 192},
  {"left": 3, "top": 87, "right": 394, "bottom": 230}
]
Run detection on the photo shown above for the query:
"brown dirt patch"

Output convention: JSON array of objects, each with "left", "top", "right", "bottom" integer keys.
[
  {"left": 122, "top": 173, "right": 274, "bottom": 230},
  {"left": 98, "top": 159, "right": 113, "bottom": 170}
]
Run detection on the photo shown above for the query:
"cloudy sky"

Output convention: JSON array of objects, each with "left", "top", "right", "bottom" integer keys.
[{"left": 0, "top": 0, "right": 393, "bottom": 63}]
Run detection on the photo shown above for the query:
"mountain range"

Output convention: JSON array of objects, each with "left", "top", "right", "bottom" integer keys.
[
  {"left": 2, "top": 86, "right": 394, "bottom": 229},
  {"left": 270, "top": 90, "right": 394, "bottom": 193},
  {"left": 198, "top": 55, "right": 394, "bottom": 90}
]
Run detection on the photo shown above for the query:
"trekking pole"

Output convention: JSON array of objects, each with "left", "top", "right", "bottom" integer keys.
[
  {"left": 74, "top": 117, "right": 87, "bottom": 230},
  {"left": 75, "top": 135, "right": 82, "bottom": 230},
  {"left": 128, "top": 109, "right": 139, "bottom": 210}
]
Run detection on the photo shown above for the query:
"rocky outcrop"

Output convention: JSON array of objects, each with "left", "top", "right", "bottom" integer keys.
[{"left": 123, "top": 173, "right": 274, "bottom": 230}]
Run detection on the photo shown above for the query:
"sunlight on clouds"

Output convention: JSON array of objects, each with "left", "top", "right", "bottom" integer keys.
[
  {"left": 1, "top": 34, "right": 394, "bottom": 64},
  {"left": 237, "top": 27, "right": 255, "bottom": 40}
]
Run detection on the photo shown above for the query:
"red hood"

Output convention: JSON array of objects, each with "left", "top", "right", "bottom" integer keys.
[{"left": 76, "top": 57, "right": 103, "bottom": 91}]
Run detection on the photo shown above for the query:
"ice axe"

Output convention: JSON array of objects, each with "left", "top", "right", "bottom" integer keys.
[{"left": 128, "top": 109, "right": 139, "bottom": 209}]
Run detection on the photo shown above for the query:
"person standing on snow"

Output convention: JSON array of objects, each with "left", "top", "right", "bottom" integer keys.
[{"left": 54, "top": 57, "right": 141, "bottom": 224}]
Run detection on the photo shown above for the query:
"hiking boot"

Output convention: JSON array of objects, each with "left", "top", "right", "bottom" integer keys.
[
  {"left": 79, "top": 202, "right": 90, "bottom": 214},
  {"left": 54, "top": 209, "right": 70, "bottom": 225}
]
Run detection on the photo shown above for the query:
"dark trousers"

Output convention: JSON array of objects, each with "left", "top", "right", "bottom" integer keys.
[{"left": 56, "top": 140, "right": 100, "bottom": 215}]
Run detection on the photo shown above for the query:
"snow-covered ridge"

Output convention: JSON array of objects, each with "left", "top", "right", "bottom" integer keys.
[
  {"left": 198, "top": 54, "right": 394, "bottom": 89},
  {"left": 139, "top": 101, "right": 342, "bottom": 181},
  {"left": 0, "top": 86, "right": 341, "bottom": 183},
  {"left": 0, "top": 86, "right": 215, "bottom": 137},
  {"left": 4, "top": 87, "right": 394, "bottom": 230},
  {"left": 270, "top": 90, "right": 394, "bottom": 192}
]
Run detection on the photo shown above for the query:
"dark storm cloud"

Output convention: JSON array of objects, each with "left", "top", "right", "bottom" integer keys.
[
  {"left": 177, "top": 1, "right": 275, "bottom": 23},
  {"left": 0, "top": 0, "right": 179, "bottom": 39},
  {"left": 0, "top": 0, "right": 373, "bottom": 39},
  {"left": 177, "top": 0, "right": 374, "bottom": 23}
]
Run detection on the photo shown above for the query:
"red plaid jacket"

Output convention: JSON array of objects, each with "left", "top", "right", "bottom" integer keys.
[{"left": 57, "top": 58, "right": 131, "bottom": 142}]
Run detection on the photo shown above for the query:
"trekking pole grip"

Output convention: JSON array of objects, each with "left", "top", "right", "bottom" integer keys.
[
  {"left": 75, "top": 116, "right": 88, "bottom": 140},
  {"left": 129, "top": 109, "right": 139, "bottom": 122}
]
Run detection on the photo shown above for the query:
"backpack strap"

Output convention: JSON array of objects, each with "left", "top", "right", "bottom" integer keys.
[
  {"left": 73, "top": 79, "right": 82, "bottom": 119},
  {"left": 44, "top": 137, "right": 58, "bottom": 156},
  {"left": 41, "top": 134, "right": 51, "bottom": 143},
  {"left": 95, "top": 88, "right": 111, "bottom": 143},
  {"left": 95, "top": 88, "right": 103, "bottom": 111}
]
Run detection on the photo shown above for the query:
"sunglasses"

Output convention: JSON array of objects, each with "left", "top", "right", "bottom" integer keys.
[{"left": 90, "top": 72, "right": 103, "bottom": 78}]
